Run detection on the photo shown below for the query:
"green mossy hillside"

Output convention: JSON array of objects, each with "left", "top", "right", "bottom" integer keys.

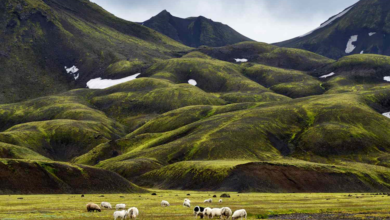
[
  {"left": 197, "top": 42, "right": 335, "bottom": 71},
  {"left": 0, "top": 0, "right": 190, "bottom": 104}
]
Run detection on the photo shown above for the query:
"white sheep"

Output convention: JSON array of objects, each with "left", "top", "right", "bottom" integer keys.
[
  {"left": 127, "top": 207, "right": 139, "bottom": 219},
  {"left": 219, "top": 199, "right": 222, "bottom": 203},
  {"left": 161, "top": 200, "right": 170, "bottom": 207},
  {"left": 204, "top": 199, "right": 212, "bottom": 203},
  {"left": 184, "top": 198, "right": 191, "bottom": 203},
  {"left": 210, "top": 208, "right": 223, "bottom": 218},
  {"left": 183, "top": 201, "right": 191, "bottom": 208},
  {"left": 232, "top": 209, "right": 247, "bottom": 220},
  {"left": 203, "top": 207, "right": 212, "bottom": 218},
  {"left": 115, "top": 204, "right": 126, "bottom": 210},
  {"left": 113, "top": 210, "right": 127, "bottom": 220},
  {"left": 101, "top": 202, "right": 112, "bottom": 209},
  {"left": 221, "top": 207, "right": 232, "bottom": 219}
]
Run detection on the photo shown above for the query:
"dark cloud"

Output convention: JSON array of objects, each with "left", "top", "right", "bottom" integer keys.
[{"left": 91, "top": 0, "right": 359, "bottom": 43}]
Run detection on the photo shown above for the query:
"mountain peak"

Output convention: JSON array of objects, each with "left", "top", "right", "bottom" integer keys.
[
  {"left": 157, "top": 9, "right": 171, "bottom": 16},
  {"left": 143, "top": 11, "right": 252, "bottom": 47}
]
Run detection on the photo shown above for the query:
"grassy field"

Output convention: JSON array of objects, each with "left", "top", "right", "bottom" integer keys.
[{"left": 1, "top": 191, "right": 390, "bottom": 220}]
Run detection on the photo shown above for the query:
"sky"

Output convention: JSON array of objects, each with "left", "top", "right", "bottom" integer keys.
[{"left": 90, "top": 0, "right": 359, "bottom": 43}]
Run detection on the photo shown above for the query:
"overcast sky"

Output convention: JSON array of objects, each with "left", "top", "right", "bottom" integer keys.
[{"left": 90, "top": 0, "right": 359, "bottom": 43}]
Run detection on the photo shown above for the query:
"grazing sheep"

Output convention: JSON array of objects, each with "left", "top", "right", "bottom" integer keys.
[
  {"left": 127, "top": 207, "right": 139, "bottom": 219},
  {"left": 184, "top": 198, "right": 191, "bottom": 203},
  {"left": 204, "top": 199, "right": 212, "bottom": 203},
  {"left": 232, "top": 209, "right": 247, "bottom": 220},
  {"left": 210, "top": 208, "right": 223, "bottom": 218},
  {"left": 113, "top": 210, "right": 127, "bottom": 220},
  {"left": 194, "top": 206, "right": 205, "bottom": 218},
  {"left": 86, "top": 203, "right": 101, "bottom": 212},
  {"left": 116, "top": 204, "right": 126, "bottom": 210},
  {"left": 221, "top": 207, "right": 232, "bottom": 219},
  {"left": 183, "top": 201, "right": 191, "bottom": 208},
  {"left": 203, "top": 207, "right": 212, "bottom": 218},
  {"left": 101, "top": 202, "right": 112, "bottom": 209},
  {"left": 219, "top": 199, "right": 222, "bottom": 203},
  {"left": 161, "top": 200, "right": 170, "bottom": 207}
]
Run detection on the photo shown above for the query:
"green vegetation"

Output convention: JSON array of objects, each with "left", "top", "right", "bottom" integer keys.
[{"left": 2, "top": 192, "right": 390, "bottom": 219}]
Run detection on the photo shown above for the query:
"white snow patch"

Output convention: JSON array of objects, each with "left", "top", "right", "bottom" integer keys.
[
  {"left": 345, "top": 35, "right": 358, "bottom": 54},
  {"left": 188, "top": 79, "right": 197, "bottom": 86},
  {"left": 64, "top": 65, "right": 80, "bottom": 80},
  {"left": 383, "top": 112, "right": 390, "bottom": 119},
  {"left": 234, "top": 58, "right": 248, "bottom": 63},
  {"left": 299, "top": 6, "right": 354, "bottom": 37},
  {"left": 384, "top": 76, "right": 390, "bottom": 82},
  {"left": 369, "top": 32, "right": 376, "bottom": 36},
  {"left": 320, "top": 72, "right": 335, "bottom": 79},
  {"left": 87, "top": 73, "right": 141, "bottom": 89},
  {"left": 65, "top": 66, "right": 79, "bottom": 74},
  {"left": 360, "top": 50, "right": 364, "bottom": 54}
]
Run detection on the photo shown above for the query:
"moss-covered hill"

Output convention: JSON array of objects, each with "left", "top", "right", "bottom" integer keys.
[
  {"left": 143, "top": 10, "right": 253, "bottom": 48},
  {"left": 2, "top": 40, "right": 390, "bottom": 192},
  {"left": 0, "top": 0, "right": 189, "bottom": 104},
  {"left": 276, "top": 0, "right": 390, "bottom": 59}
]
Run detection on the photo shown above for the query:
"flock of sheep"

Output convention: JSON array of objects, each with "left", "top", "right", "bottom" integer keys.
[{"left": 86, "top": 198, "right": 247, "bottom": 220}]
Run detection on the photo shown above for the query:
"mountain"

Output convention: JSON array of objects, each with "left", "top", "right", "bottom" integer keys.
[
  {"left": 0, "top": 0, "right": 189, "bottom": 104},
  {"left": 3, "top": 0, "right": 390, "bottom": 194},
  {"left": 142, "top": 10, "right": 253, "bottom": 47},
  {"left": 276, "top": 0, "right": 390, "bottom": 59}
]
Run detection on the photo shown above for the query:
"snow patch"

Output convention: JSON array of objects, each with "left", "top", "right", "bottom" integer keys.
[
  {"left": 369, "top": 32, "right": 376, "bottom": 36},
  {"left": 360, "top": 50, "right": 364, "bottom": 54},
  {"left": 345, "top": 35, "right": 358, "bottom": 54},
  {"left": 64, "top": 65, "right": 80, "bottom": 80},
  {"left": 299, "top": 6, "right": 354, "bottom": 37},
  {"left": 384, "top": 76, "right": 390, "bottom": 82},
  {"left": 320, "top": 72, "right": 335, "bottom": 79},
  {"left": 234, "top": 58, "right": 248, "bottom": 63},
  {"left": 188, "top": 79, "right": 197, "bottom": 86},
  {"left": 87, "top": 73, "right": 141, "bottom": 89},
  {"left": 383, "top": 112, "right": 390, "bottom": 119}
]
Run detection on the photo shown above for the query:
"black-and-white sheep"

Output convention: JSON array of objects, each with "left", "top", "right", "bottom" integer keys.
[{"left": 194, "top": 206, "right": 205, "bottom": 219}]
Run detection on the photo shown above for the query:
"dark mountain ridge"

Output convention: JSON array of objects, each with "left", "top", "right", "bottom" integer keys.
[
  {"left": 142, "top": 10, "right": 253, "bottom": 47},
  {"left": 276, "top": 0, "right": 390, "bottom": 59}
]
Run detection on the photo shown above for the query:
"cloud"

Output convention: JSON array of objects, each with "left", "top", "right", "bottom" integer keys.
[{"left": 90, "top": 0, "right": 359, "bottom": 43}]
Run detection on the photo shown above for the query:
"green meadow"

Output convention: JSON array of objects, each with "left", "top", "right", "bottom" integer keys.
[{"left": 1, "top": 191, "right": 390, "bottom": 219}]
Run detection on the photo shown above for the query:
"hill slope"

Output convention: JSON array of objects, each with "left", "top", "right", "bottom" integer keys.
[
  {"left": 0, "top": 0, "right": 189, "bottom": 104},
  {"left": 276, "top": 0, "right": 390, "bottom": 59},
  {"left": 142, "top": 10, "right": 253, "bottom": 47}
]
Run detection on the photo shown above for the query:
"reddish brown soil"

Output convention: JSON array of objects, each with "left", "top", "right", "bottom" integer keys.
[{"left": 0, "top": 160, "right": 145, "bottom": 194}]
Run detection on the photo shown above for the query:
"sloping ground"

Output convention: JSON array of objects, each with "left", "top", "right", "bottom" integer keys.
[
  {"left": 276, "top": 0, "right": 390, "bottom": 59},
  {"left": 143, "top": 10, "right": 252, "bottom": 47},
  {"left": 0, "top": 159, "right": 145, "bottom": 194},
  {"left": 134, "top": 160, "right": 390, "bottom": 192},
  {"left": 0, "top": 0, "right": 189, "bottom": 104},
  {"left": 197, "top": 42, "right": 334, "bottom": 71}
]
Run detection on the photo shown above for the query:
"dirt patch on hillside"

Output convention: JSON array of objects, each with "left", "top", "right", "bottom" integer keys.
[
  {"left": 0, "top": 159, "right": 145, "bottom": 194},
  {"left": 135, "top": 162, "right": 389, "bottom": 192}
]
